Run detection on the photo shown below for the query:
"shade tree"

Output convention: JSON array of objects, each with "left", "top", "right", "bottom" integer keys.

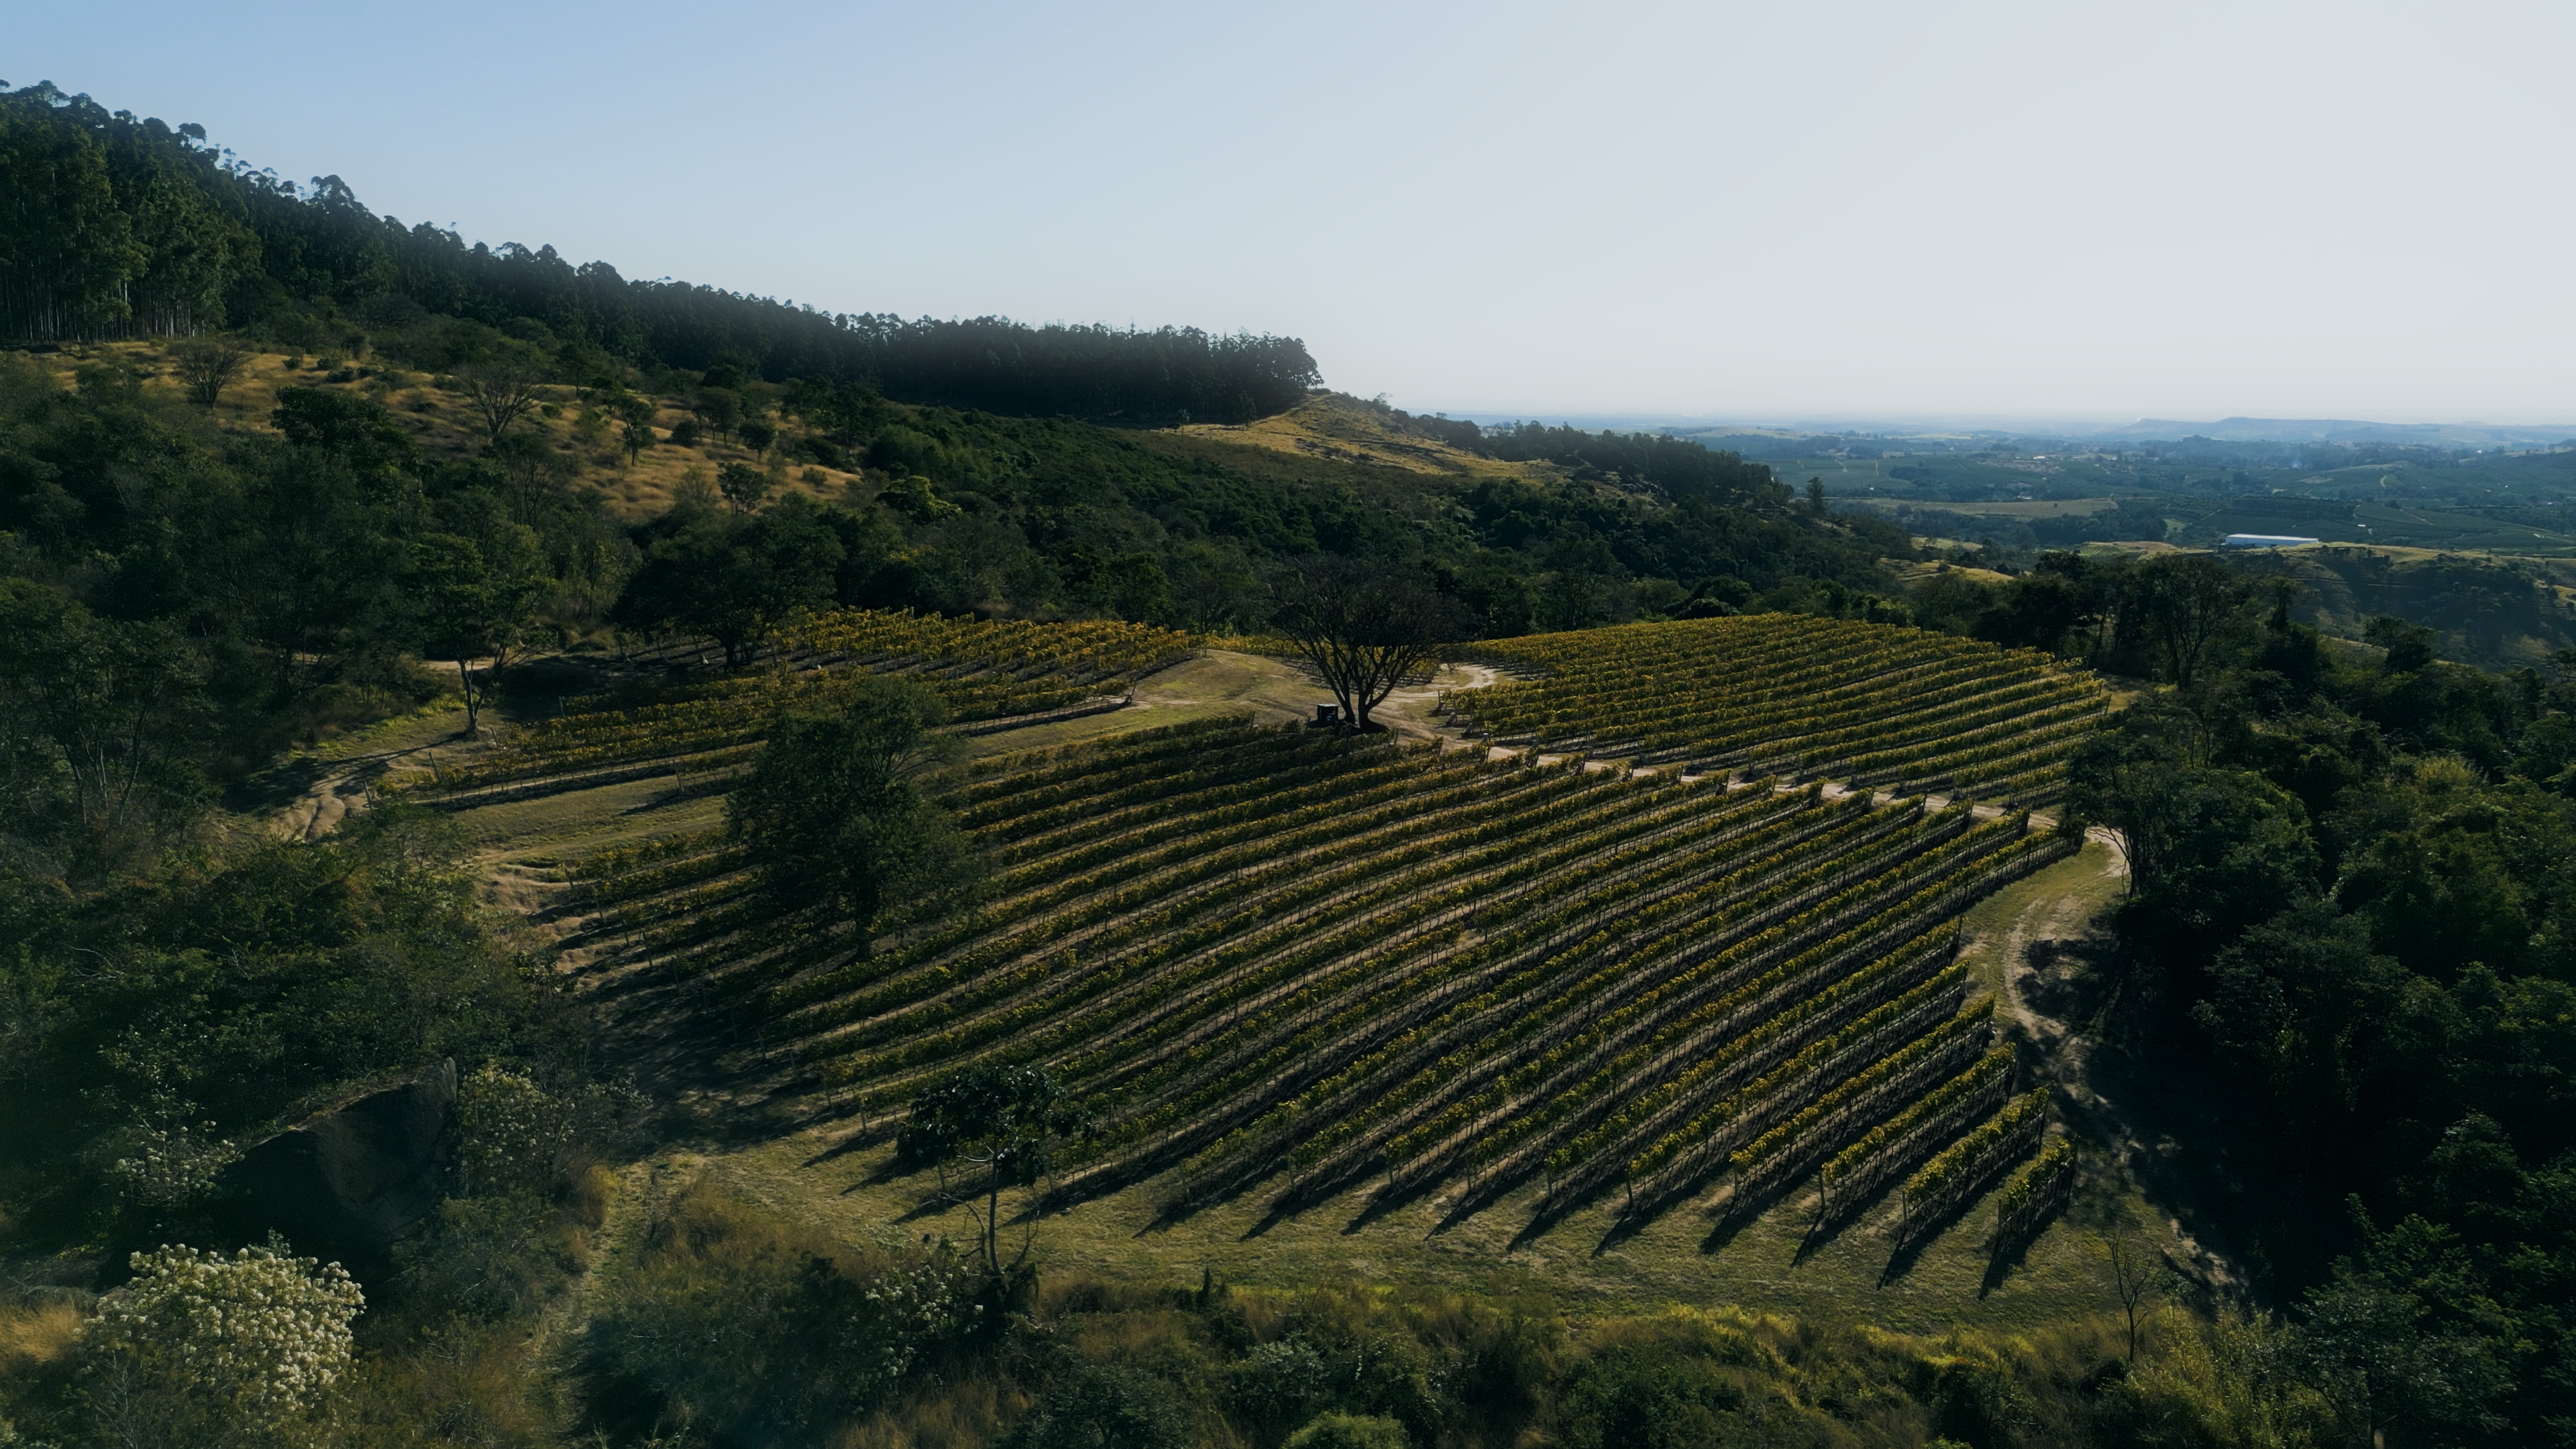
[
  {"left": 1273, "top": 556, "right": 1472, "bottom": 731},
  {"left": 407, "top": 527, "right": 547, "bottom": 735}
]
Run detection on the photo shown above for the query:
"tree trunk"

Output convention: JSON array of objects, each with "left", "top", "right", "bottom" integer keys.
[
  {"left": 456, "top": 657, "right": 480, "bottom": 735},
  {"left": 985, "top": 1180, "right": 1003, "bottom": 1278}
]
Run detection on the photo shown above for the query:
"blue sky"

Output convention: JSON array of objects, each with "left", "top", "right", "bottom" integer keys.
[{"left": 15, "top": 1, "right": 2573, "bottom": 423}]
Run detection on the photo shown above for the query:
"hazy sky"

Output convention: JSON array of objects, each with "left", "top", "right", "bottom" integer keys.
[{"left": 16, "top": 1, "right": 2573, "bottom": 423}]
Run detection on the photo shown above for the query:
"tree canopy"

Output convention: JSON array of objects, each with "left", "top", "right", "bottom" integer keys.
[
  {"left": 1273, "top": 557, "right": 1472, "bottom": 730},
  {"left": 724, "top": 677, "right": 978, "bottom": 943},
  {"left": 0, "top": 82, "right": 1319, "bottom": 422}
]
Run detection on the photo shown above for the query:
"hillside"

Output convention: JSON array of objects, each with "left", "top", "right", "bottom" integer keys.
[
  {"left": 1175, "top": 394, "right": 1560, "bottom": 485},
  {"left": 358, "top": 613, "right": 2139, "bottom": 1332},
  {"left": 11, "top": 72, "right": 2575, "bottom": 1449}
]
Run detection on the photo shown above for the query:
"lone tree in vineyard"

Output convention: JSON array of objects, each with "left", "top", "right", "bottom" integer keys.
[
  {"left": 1275, "top": 556, "right": 1471, "bottom": 731},
  {"left": 727, "top": 676, "right": 978, "bottom": 947},
  {"left": 896, "top": 1062, "right": 1086, "bottom": 1283}
]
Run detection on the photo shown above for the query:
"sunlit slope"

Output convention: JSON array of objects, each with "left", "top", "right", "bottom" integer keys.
[
  {"left": 1172, "top": 391, "right": 1555, "bottom": 482},
  {"left": 1452, "top": 616, "right": 2112, "bottom": 804},
  {"left": 564, "top": 717, "right": 2079, "bottom": 1246}
]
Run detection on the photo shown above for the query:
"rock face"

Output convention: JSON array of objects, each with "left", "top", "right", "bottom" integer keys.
[{"left": 218, "top": 1060, "right": 457, "bottom": 1271}]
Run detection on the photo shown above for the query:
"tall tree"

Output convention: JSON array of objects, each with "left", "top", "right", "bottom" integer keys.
[
  {"left": 1273, "top": 556, "right": 1471, "bottom": 731},
  {"left": 407, "top": 530, "right": 544, "bottom": 736},
  {"left": 725, "top": 676, "right": 977, "bottom": 940},
  {"left": 453, "top": 359, "right": 545, "bottom": 445},
  {"left": 2131, "top": 553, "right": 2253, "bottom": 690},
  {"left": 612, "top": 390, "right": 656, "bottom": 467}
]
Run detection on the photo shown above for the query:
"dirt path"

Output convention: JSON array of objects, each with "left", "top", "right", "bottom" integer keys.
[{"left": 258, "top": 706, "right": 490, "bottom": 841}]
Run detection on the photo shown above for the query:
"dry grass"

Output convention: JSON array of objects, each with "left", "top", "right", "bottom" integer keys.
[
  {"left": 0, "top": 1299, "right": 84, "bottom": 1370},
  {"left": 837, "top": 1378, "right": 1033, "bottom": 1449},
  {"left": 17, "top": 340, "right": 867, "bottom": 521},
  {"left": 1176, "top": 394, "right": 1555, "bottom": 484}
]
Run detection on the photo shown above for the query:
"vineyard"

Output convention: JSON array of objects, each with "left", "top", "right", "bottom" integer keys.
[
  {"left": 399, "top": 608, "right": 1195, "bottom": 802},
  {"left": 1445, "top": 616, "right": 2113, "bottom": 803},
  {"left": 559, "top": 691, "right": 2086, "bottom": 1247}
]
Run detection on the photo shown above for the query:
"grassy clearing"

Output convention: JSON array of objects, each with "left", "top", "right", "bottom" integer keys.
[
  {"left": 686, "top": 1123, "right": 2127, "bottom": 1338},
  {"left": 1173, "top": 394, "right": 1554, "bottom": 485}
]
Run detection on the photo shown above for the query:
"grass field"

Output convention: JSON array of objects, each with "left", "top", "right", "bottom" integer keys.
[{"left": 1175, "top": 395, "right": 1556, "bottom": 484}]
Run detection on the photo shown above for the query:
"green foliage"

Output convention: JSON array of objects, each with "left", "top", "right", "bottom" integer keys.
[
  {"left": 454, "top": 1064, "right": 578, "bottom": 1198},
  {"left": 1553, "top": 1341, "right": 1833, "bottom": 1449},
  {"left": 404, "top": 529, "right": 544, "bottom": 733},
  {"left": 0, "top": 576, "right": 214, "bottom": 873},
  {"left": 586, "top": 1182, "right": 981, "bottom": 1442},
  {"left": 1004, "top": 1362, "right": 1195, "bottom": 1449},
  {"left": 1, "top": 83, "right": 1321, "bottom": 415},
  {"left": 2065, "top": 582, "right": 2576, "bottom": 1440},
  {"left": 897, "top": 1061, "right": 1085, "bottom": 1277},
  {"left": 612, "top": 496, "right": 843, "bottom": 663},
  {"left": 726, "top": 675, "right": 975, "bottom": 934},
  {"left": 716, "top": 460, "right": 773, "bottom": 513},
  {"left": 0, "top": 806, "right": 583, "bottom": 1244}
]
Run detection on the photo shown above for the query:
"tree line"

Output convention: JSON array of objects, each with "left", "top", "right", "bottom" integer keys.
[{"left": 0, "top": 81, "right": 1318, "bottom": 421}]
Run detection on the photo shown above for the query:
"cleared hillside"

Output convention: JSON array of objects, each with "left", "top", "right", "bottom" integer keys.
[
  {"left": 451, "top": 615, "right": 2108, "bottom": 1277},
  {"left": 1175, "top": 393, "right": 1558, "bottom": 484}
]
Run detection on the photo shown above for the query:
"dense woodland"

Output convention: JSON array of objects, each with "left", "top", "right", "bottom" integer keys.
[
  {"left": 2060, "top": 592, "right": 2576, "bottom": 1444},
  {"left": 0, "top": 82, "right": 1316, "bottom": 421},
  {"left": 2, "top": 74, "right": 2571, "bottom": 1449}
]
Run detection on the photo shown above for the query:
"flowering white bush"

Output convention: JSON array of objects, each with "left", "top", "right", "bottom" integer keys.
[
  {"left": 849, "top": 1244, "right": 984, "bottom": 1396},
  {"left": 105, "top": 1121, "right": 241, "bottom": 1212},
  {"left": 457, "top": 1063, "right": 576, "bottom": 1195},
  {"left": 83, "top": 1243, "right": 364, "bottom": 1434}
]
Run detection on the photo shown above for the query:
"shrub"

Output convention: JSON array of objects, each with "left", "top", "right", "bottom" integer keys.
[
  {"left": 456, "top": 1065, "right": 577, "bottom": 1197},
  {"left": 75, "top": 1243, "right": 364, "bottom": 1443},
  {"left": 1002, "top": 1362, "right": 1192, "bottom": 1449},
  {"left": 1552, "top": 1342, "right": 1833, "bottom": 1449},
  {"left": 587, "top": 1183, "right": 977, "bottom": 1440}
]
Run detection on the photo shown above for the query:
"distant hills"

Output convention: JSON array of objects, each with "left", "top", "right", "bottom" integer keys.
[
  {"left": 2094, "top": 417, "right": 2576, "bottom": 449},
  {"left": 1467, "top": 414, "right": 2576, "bottom": 453}
]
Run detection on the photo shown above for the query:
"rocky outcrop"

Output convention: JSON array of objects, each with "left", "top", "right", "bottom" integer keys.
[{"left": 217, "top": 1060, "right": 457, "bottom": 1272}]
